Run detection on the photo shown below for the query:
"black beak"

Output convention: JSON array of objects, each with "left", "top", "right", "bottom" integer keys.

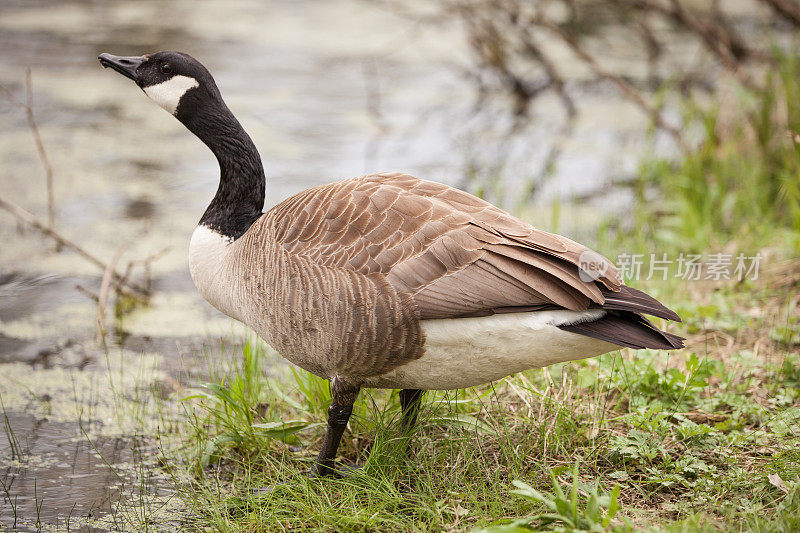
[{"left": 98, "top": 53, "right": 146, "bottom": 82}]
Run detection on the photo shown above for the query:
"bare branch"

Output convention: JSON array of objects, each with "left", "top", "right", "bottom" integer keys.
[
  {"left": 23, "top": 70, "right": 56, "bottom": 233},
  {"left": 1, "top": 73, "right": 56, "bottom": 234},
  {"left": 535, "top": 17, "right": 688, "bottom": 152},
  {"left": 762, "top": 0, "right": 800, "bottom": 25},
  {"left": 517, "top": 27, "right": 576, "bottom": 118},
  {"left": 121, "top": 245, "right": 171, "bottom": 294},
  {"left": 0, "top": 193, "right": 148, "bottom": 296},
  {"left": 75, "top": 284, "right": 99, "bottom": 302},
  {"left": 626, "top": 0, "right": 755, "bottom": 86}
]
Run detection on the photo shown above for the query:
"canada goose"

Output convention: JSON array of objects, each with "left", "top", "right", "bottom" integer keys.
[{"left": 99, "top": 51, "right": 683, "bottom": 477}]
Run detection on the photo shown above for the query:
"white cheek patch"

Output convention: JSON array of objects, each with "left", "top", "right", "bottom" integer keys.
[{"left": 143, "top": 75, "right": 199, "bottom": 115}]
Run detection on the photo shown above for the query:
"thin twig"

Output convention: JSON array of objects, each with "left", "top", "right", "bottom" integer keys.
[
  {"left": 119, "top": 245, "right": 171, "bottom": 293},
  {"left": 1, "top": 74, "right": 56, "bottom": 235},
  {"left": 516, "top": 21, "right": 576, "bottom": 118},
  {"left": 97, "top": 245, "right": 125, "bottom": 344},
  {"left": 141, "top": 246, "right": 170, "bottom": 293},
  {"left": 24, "top": 70, "right": 55, "bottom": 232},
  {"left": 762, "top": 0, "right": 800, "bottom": 25},
  {"left": 0, "top": 193, "right": 148, "bottom": 295},
  {"left": 626, "top": 0, "right": 755, "bottom": 86},
  {"left": 75, "top": 284, "right": 100, "bottom": 303}
]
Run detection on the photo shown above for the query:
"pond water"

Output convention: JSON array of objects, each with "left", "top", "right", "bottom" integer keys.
[{"left": 0, "top": 0, "right": 740, "bottom": 529}]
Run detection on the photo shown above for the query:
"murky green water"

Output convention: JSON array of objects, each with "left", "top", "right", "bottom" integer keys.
[
  {"left": 0, "top": 2, "right": 470, "bottom": 528},
  {"left": 0, "top": 0, "right": 745, "bottom": 530}
]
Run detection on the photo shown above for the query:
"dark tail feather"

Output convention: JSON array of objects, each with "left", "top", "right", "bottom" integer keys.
[
  {"left": 559, "top": 311, "right": 685, "bottom": 350},
  {"left": 600, "top": 285, "right": 681, "bottom": 322}
]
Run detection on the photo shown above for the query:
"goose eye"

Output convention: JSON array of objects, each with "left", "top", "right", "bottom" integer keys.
[{"left": 160, "top": 64, "right": 172, "bottom": 74}]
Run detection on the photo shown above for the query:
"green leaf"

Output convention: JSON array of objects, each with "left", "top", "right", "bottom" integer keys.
[
  {"left": 180, "top": 390, "right": 216, "bottom": 403},
  {"left": 252, "top": 420, "right": 322, "bottom": 442},
  {"left": 510, "top": 481, "right": 557, "bottom": 512},
  {"left": 549, "top": 469, "right": 567, "bottom": 502},
  {"left": 605, "top": 485, "right": 621, "bottom": 526},
  {"left": 201, "top": 434, "right": 236, "bottom": 468},
  {"left": 553, "top": 498, "right": 576, "bottom": 527},
  {"left": 586, "top": 493, "right": 599, "bottom": 524},
  {"left": 270, "top": 387, "right": 304, "bottom": 411}
]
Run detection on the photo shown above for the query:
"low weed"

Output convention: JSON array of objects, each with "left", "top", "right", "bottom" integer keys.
[{"left": 477, "top": 462, "right": 625, "bottom": 532}]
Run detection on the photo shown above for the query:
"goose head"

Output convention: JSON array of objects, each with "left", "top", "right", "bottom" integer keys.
[
  {"left": 99, "top": 51, "right": 222, "bottom": 118},
  {"left": 99, "top": 51, "right": 266, "bottom": 240}
]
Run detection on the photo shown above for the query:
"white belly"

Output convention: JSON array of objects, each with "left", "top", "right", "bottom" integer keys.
[{"left": 363, "top": 309, "right": 618, "bottom": 390}]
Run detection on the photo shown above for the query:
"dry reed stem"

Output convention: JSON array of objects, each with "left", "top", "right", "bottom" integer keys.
[{"left": 96, "top": 245, "right": 125, "bottom": 343}]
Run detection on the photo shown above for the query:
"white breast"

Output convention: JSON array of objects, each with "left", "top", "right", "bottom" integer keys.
[
  {"left": 364, "top": 309, "right": 618, "bottom": 390},
  {"left": 188, "top": 225, "right": 240, "bottom": 319}
]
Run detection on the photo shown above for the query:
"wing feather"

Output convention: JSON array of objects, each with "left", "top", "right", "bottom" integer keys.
[{"left": 265, "top": 173, "right": 631, "bottom": 319}]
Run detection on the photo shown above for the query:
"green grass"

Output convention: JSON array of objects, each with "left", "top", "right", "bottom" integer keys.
[{"left": 147, "top": 294, "right": 798, "bottom": 532}]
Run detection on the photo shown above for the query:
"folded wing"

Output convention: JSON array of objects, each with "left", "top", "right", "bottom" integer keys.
[{"left": 268, "top": 173, "right": 626, "bottom": 315}]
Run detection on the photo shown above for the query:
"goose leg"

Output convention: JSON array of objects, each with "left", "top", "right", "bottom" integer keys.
[
  {"left": 310, "top": 378, "right": 360, "bottom": 477},
  {"left": 399, "top": 389, "right": 423, "bottom": 432}
]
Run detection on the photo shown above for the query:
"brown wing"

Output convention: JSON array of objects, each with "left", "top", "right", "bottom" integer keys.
[{"left": 264, "top": 172, "right": 623, "bottom": 320}]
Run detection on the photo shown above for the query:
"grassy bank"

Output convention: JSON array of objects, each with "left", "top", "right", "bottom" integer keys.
[
  {"left": 149, "top": 266, "right": 799, "bottom": 532},
  {"left": 108, "top": 57, "right": 800, "bottom": 532},
  {"left": 162, "top": 274, "right": 799, "bottom": 532}
]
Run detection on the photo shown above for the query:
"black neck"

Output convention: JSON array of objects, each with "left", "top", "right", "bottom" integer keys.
[{"left": 180, "top": 95, "right": 265, "bottom": 240}]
